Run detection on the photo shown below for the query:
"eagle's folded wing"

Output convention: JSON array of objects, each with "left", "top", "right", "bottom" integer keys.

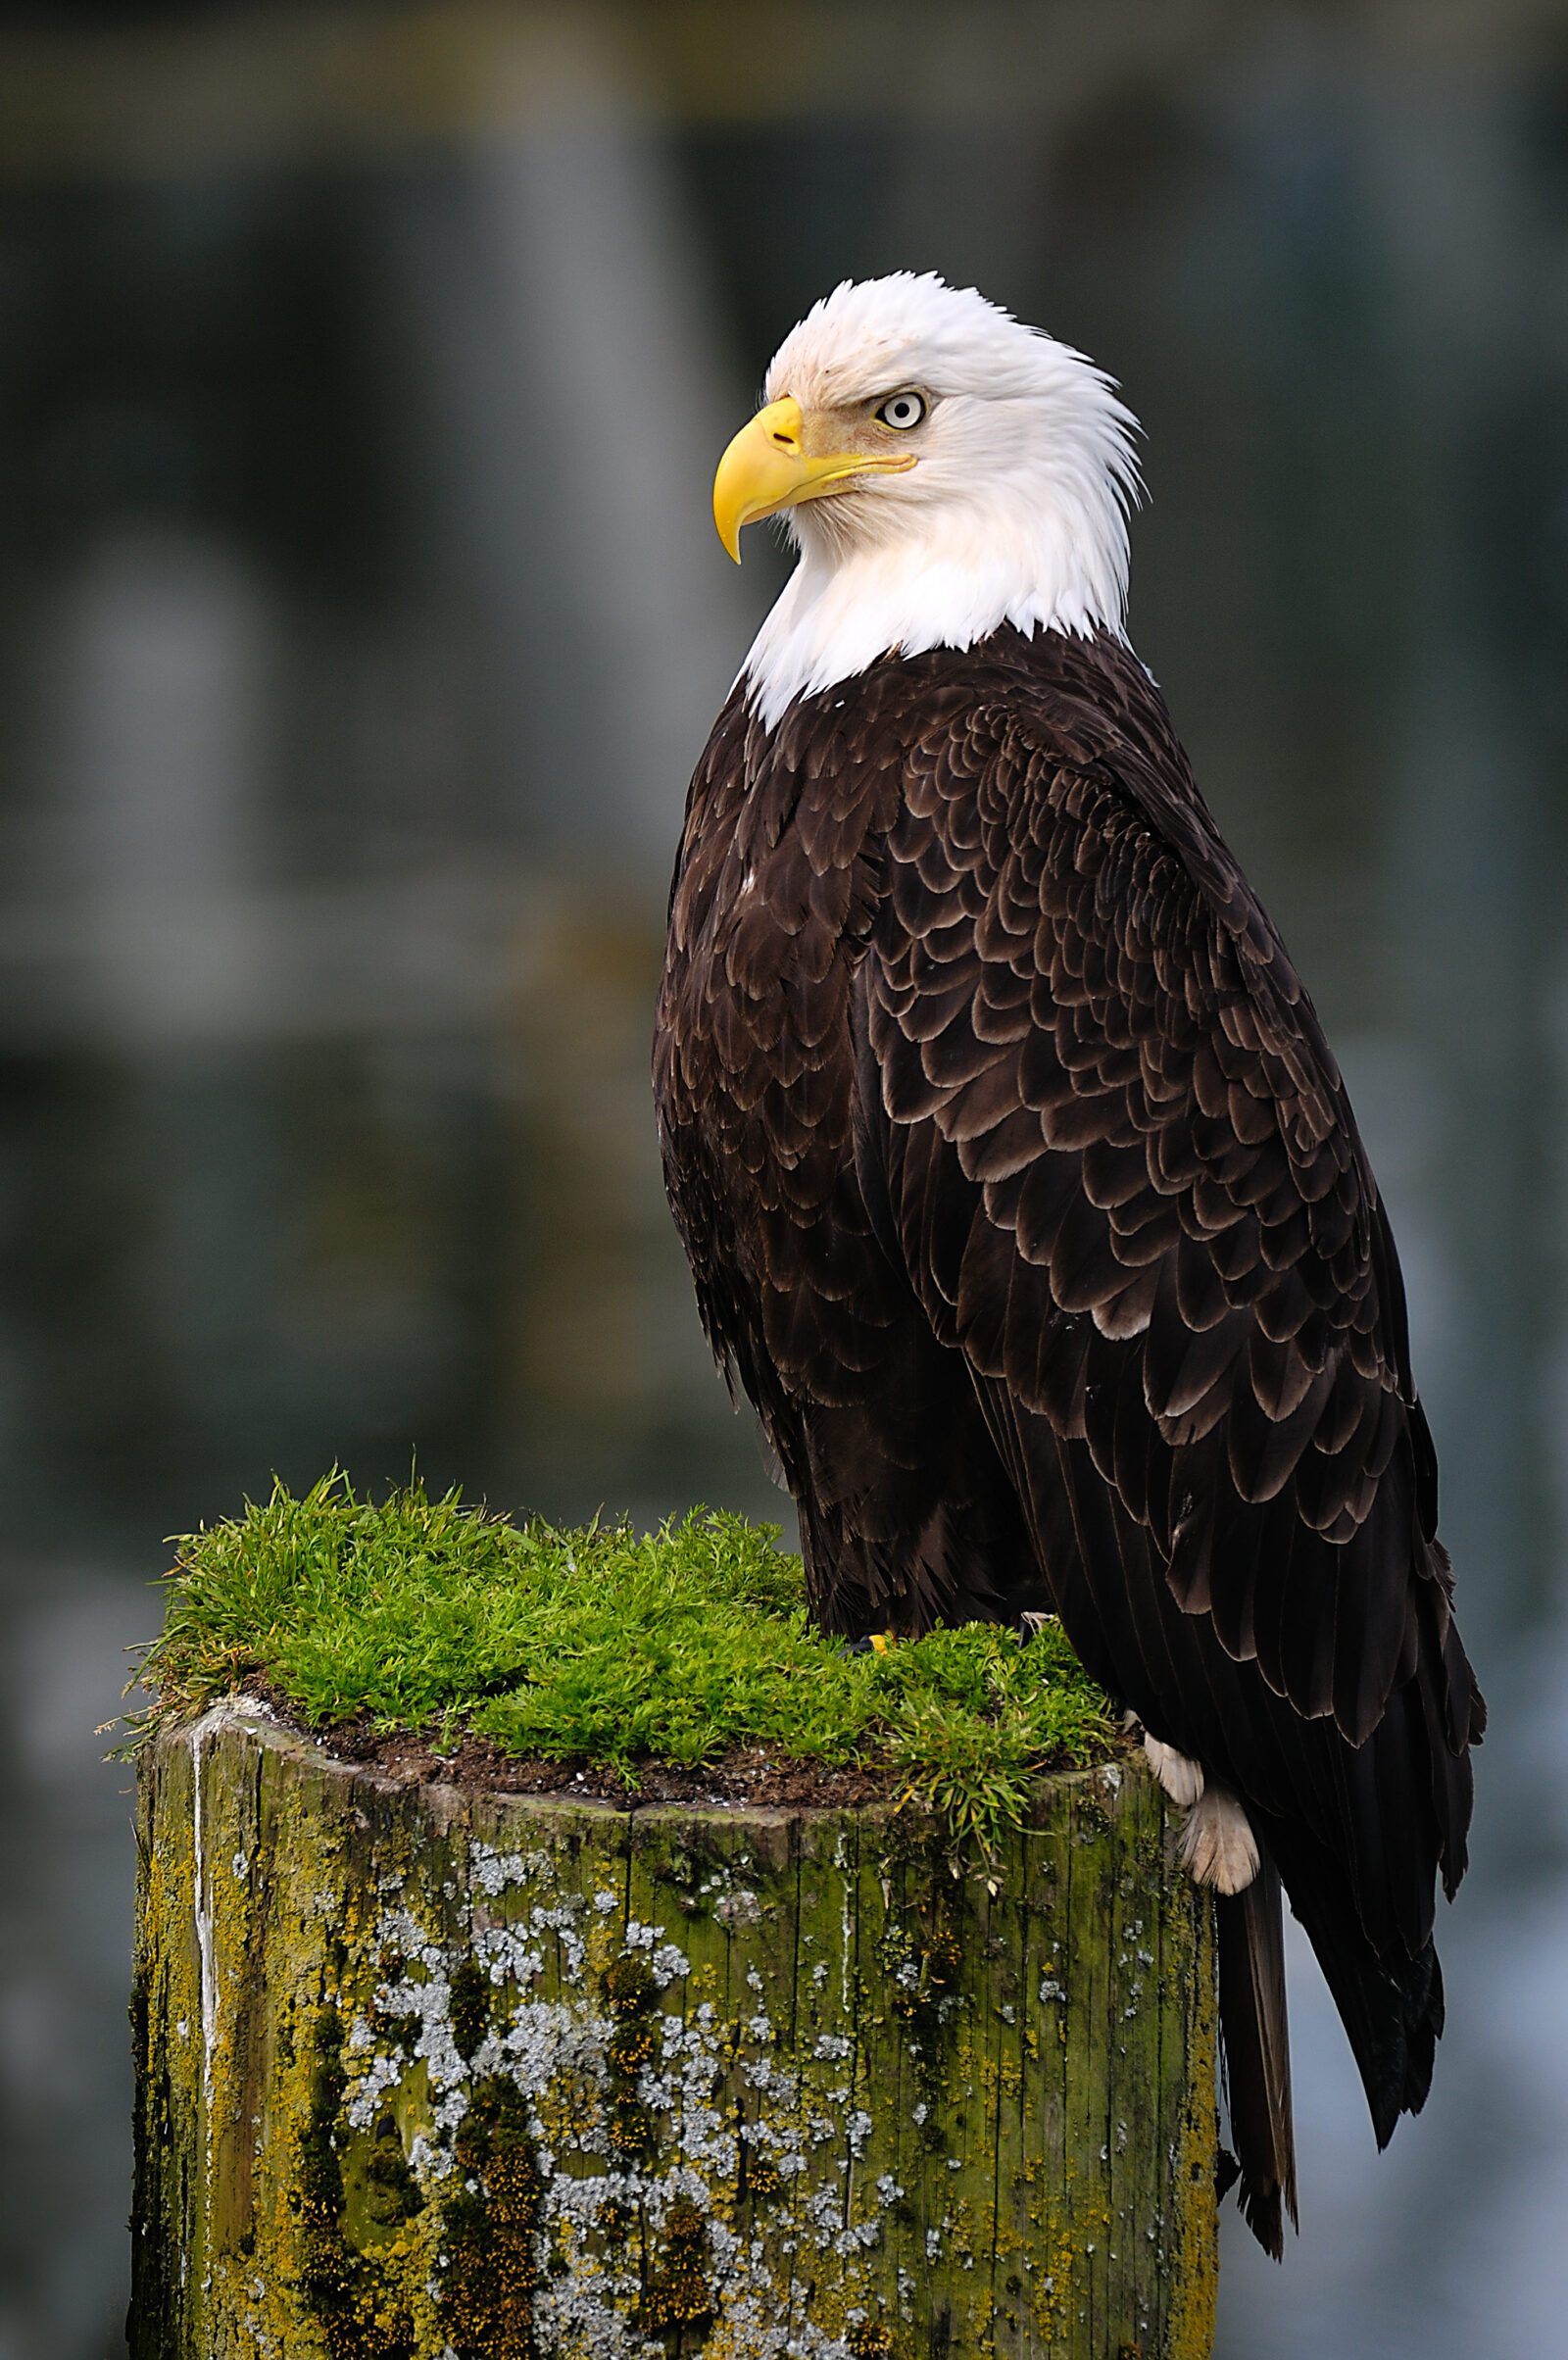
[{"left": 855, "top": 703, "right": 1482, "bottom": 2145}]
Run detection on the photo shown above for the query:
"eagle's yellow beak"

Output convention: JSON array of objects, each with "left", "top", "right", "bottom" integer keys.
[{"left": 712, "top": 395, "right": 917, "bottom": 562}]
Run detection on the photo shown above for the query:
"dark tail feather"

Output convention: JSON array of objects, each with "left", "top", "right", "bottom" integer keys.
[
  {"left": 1217, "top": 1854, "right": 1298, "bottom": 2259},
  {"left": 1301, "top": 1909, "right": 1444, "bottom": 2147}
]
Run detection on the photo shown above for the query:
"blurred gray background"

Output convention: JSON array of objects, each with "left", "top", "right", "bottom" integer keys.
[{"left": 0, "top": 3, "right": 1563, "bottom": 2353}]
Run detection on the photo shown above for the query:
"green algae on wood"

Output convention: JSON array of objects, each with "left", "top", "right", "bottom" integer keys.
[{"left": 129, "top": 1703, "right": 1218, "bottom": 2360}]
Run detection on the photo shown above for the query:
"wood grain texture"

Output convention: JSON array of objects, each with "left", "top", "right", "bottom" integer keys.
[{"left": 130, "top": 1701, "right": 1217, "bottom": 2359}]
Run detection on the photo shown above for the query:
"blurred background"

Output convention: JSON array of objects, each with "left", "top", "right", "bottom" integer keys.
[{"left": 0, "top": 1, "right": 1562, "bottom": 2352}]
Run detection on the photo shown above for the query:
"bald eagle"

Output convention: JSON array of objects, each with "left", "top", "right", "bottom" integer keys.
[{"left": 654, "top": 272, "right": 1483, "bottom": 2254}]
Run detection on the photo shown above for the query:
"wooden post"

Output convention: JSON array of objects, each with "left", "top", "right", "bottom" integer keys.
[{"left": 130, "top": 1698, "right": 1218, "bottom": 2359}]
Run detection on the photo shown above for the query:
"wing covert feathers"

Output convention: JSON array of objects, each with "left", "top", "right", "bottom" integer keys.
[{"left": 656, "top": 623, "right": 1483, "bottom": 2254}]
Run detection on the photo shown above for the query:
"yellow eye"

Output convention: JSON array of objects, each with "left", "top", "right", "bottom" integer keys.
[{"left": 875, "top": 390, "right": 927, "bottom": 430}]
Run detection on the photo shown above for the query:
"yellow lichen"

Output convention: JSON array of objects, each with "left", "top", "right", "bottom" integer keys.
[{"left": 130, "top": 1714, "right": 1218, "bottom": 2360}]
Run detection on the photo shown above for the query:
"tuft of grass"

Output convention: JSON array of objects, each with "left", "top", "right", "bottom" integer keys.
[{"left": 130, "top": 1473, "right": 1115, "bottom": 1851}]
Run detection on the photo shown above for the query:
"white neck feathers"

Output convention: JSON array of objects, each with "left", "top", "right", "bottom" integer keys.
[
  {"left": 742, "top": 508, "right": 1127, "bottom": 732},
  {"left": 736, "top": 278, "right": 1139, "bottom": 732}
]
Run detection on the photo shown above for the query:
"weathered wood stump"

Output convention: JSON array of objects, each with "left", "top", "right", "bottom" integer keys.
[{"left": 130, "top": 1699, "right": 1218, "bottom": 2359}]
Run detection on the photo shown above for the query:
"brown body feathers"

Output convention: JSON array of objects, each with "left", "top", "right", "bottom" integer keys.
[{"left": 655, "top": 622, "right": 1484, "bottom": 2252}]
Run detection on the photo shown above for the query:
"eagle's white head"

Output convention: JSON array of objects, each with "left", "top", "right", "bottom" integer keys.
[{"left": 714, "top": 272, "right": 1142, "bottom": 731}]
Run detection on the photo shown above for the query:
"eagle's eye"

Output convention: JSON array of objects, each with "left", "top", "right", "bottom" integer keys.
[{"left": 874, "top": 390, "right": 927, "bottom": 431}]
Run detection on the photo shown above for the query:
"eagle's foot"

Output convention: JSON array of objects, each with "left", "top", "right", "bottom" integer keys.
[
  {"left": 1177, "top": 1783, "right": 1260, "bottom": 1895},
  {"left": 1014, "top": 1610, "right": 1054, "bottom": 1646},
  {"left": 837, "top": 1631, "right": 898, "bottom": 1657},
  {"left": 1144, "top": 1734, "right": 1205, "bottom": 1808}
]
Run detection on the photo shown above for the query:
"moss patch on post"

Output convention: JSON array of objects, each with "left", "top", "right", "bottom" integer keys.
[
  {"left": 126, "top": 1484, "right": 1217, "bottom": 2357},
  {"left": 128, "top": 1474, "right": 1115, "bottom": 1851}
]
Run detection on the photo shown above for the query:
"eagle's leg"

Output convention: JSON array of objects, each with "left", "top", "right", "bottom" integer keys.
[
  {"left": 1179, "top": 1784, "right": 1261, "bottom": 1896},
  {"left": 1143, "top": 1732, "right": 1260, "bottom": 1894},
  {"left": 771, "top": 1306, "right": 1045, "bottom": 1646}
]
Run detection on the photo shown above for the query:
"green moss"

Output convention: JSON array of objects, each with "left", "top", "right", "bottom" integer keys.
[
  {"left": 448, "top": 1958, "right": 490, "bottom": 2065},
  {"left": 440, "top": 2078, "right": 544, "bottom": 2360},
  {"left": 353, "top": 2115, "right": 422, "bottom": 2238},
  {"left": 640, "top": 2196, "right": 714, "bottom": 2335},
  {"left": 130, "top": 1472, "right": 1114, "bottom": 1851},
  {"left": 299, "top": 2007, "right": 416, "bottom": 2360},
  {"left": 602, "top": 1951, "right": 657, "bottom": 2017},
  {"left": 601, "top": 1946, "right": 660, "bottom": 2165},
  {"left": 845, "top": 2323, "right": 900, "bottom": 2359}
]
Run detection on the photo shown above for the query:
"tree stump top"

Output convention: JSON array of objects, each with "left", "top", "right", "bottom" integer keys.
[{"left": 127, "top": 1482, "right": 1217, "bottom": 2357}]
